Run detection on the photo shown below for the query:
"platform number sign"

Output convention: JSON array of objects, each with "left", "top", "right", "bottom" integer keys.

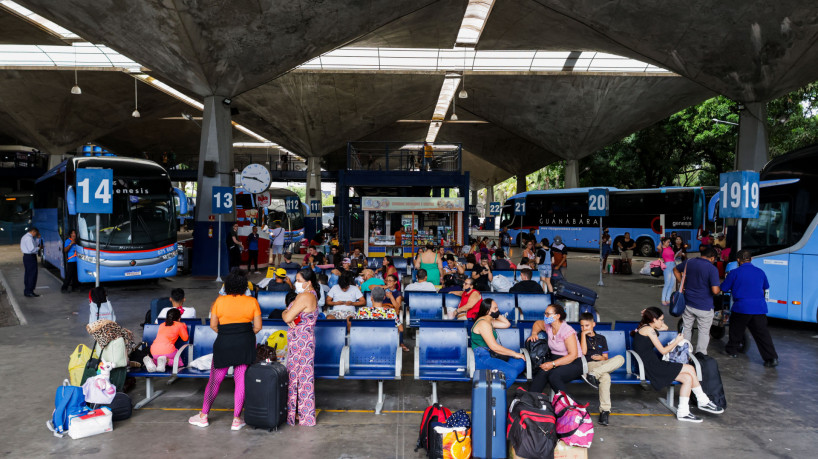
[
  {"left": 211, "top": 187, "right": 234, "bottom": 214},
  {"left": 514, "top": 198, "right": 526, "bottom": 216},
  {"left": 76, "top": 169, "right": 113, "bottom": 214},
  {"left": 310, "top": 200, "right": 322, "bottom": 216},
  {"left": 489, "top": 201, "right": 501, "bottom": 216},
  {"left": 285, "top": 196, "right": 300, "bottom": 214},
  {"left": 719, "top": 171, "right": 760, "bottom": 219},
  {"left": 588, "top": 188, "right": 609, "bottom": 217}
]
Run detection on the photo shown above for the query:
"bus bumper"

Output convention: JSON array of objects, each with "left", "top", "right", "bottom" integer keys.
[{"left": 76, "top": 257, "right": 177, "bottom": 283}]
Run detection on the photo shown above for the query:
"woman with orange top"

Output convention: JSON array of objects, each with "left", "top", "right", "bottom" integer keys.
[
  {"left": 189, "top": 270, "right": 262, "bottom": 431},
  {"left": 144, "top": 308, "right": 188, "bottom": 372}
]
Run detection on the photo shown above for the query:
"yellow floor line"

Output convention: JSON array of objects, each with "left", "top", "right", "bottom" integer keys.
[{"left": 142, "top": 407, "right": 672, "bottom": 417}]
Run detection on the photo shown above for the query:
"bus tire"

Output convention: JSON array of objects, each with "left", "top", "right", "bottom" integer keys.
[{"left": 636, "top": 238, "right": 655, "bottom": 257}]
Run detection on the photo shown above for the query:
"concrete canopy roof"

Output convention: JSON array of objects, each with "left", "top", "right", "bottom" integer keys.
[
  {"left": 0, "top": 8, "right": 66, "bottom": 45},
  {"left": 478, "top": 0, "right": 818, "bottom": 102},
  {"left": 350, "top": 0, "right": 467, "bottom": 49},
  {"left": 232, "top": 71, "right": 445, "bottom": 158},
  {"left": 0, "top": 70, "right": 190, "bottom": 154},
  {"left": 17, "top": 0, "right": 450, "bottom": 97},
  {"left": 454, "top": 73, "right": 714, "bottom": 161}
]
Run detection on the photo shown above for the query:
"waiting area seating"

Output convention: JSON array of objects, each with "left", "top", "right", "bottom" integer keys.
[{"left": 405, "top": 291, "right": 555, "bottom": 328}]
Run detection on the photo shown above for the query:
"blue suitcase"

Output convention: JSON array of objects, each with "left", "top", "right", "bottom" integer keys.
[
  {"left": 553, "top": 280, "right": 598, "bottom": 306},
  {"left": 471, "top": 369, "right": 507, "bottom": 459}
]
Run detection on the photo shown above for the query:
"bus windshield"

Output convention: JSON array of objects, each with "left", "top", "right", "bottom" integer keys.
[
  {"left": 267, "top": 198, "right": 304, "bottom": 230},
  {"left": 0, "top": 194, "right": 33, "bottom": 223},
  {"left": 78, "top": 178, "right": 175, "bottom": 248},
  {"left": 742, "top": 195, "right": 792, "bottom": 255}
]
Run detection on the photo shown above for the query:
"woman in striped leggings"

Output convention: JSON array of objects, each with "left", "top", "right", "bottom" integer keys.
[{"left": 189, "top": 270, "right": 262, "bottom": 431}]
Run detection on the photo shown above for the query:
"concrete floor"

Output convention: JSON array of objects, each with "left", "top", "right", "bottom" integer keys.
[{"left": 0, "top": 247, "right": 816, "bottom": 458}]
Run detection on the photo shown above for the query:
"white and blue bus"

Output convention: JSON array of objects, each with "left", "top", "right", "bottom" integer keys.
[
  {"left": 34, "top": 157, "right": 187, "bottom": 283},
  {"left": 710, "top": 144, "right": 818, "bottom": 323},
  {"left": 500, "top": 187, "right": 708, "bottom": 257}
]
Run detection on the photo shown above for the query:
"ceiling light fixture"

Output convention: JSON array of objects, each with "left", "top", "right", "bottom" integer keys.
[
  {"left": 131, "top": 78, "right": 140, "bottom": 118},
  {"left": 451, "top": 91, "right": 459, "bottom": 121},
  {"left": 459, "top": 48, "right": 469, "bottom": 99},
  {"left": 70, "top": 45, "right": 81, "bottom": 95}
]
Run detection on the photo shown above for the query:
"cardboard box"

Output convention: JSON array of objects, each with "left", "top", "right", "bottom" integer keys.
[{"left": 553, "top": 441, "right": 589, "bottom": 459}]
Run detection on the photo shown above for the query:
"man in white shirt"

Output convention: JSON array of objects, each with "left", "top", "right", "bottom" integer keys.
[
  {"left": 157, "top": 288, "right": 197, "bottom": 321},
  {"left": 403, "top": 268, "right": 437, "bottom": 292},
  {"left": 20, "top": 227, "right": 41, "bottom": 297},
  {"left": 326, "top": 274, "right": 365, "bottom": 320},
  {"left": 269, "top": 221, "right": 285, "bottom": 267}
]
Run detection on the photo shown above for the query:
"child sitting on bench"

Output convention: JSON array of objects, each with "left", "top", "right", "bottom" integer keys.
[{"left": 579, "top": 312, "right": 624, "bottom": 426}]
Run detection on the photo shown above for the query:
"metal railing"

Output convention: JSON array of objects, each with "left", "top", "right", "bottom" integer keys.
[{"left": 346, "top": 141, "right": 462, "bottom": 172}]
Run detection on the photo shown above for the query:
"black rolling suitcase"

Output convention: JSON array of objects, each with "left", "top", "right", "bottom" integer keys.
[
  {"left": 553, "top": 280, "right": 598, "bottom": 306},
  {"left": 244, "top": 361, "right": 289, "bottom": 431}
]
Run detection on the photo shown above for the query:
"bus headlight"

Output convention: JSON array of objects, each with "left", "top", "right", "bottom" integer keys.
[{"left": 78, "top": 254, "right": 96, "bottom": 263}]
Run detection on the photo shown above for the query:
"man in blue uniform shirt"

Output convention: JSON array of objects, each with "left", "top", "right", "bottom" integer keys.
[
  {"left": 61, "top": 229, "right": 79, "bottom": 293},
  {"left": 720, "top": 250, "right": 779, "bottom": 367}
]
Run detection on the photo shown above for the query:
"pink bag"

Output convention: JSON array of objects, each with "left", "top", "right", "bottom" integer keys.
[
  {"left": 552, "top": 391, "right": 594, "bottom": 448},
  {"left": 649, "top": 259, "right": 666, "bottom": 269}
]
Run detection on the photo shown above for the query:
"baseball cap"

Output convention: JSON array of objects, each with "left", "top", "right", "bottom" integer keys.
[
  {"left": 342, "top": 257, "right": 351, "bottom": 264},
  {"left": 275, "top": 268, "right": 287, "bottom": 278}
]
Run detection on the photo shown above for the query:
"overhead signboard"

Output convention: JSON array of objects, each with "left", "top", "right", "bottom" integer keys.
[
  {"left": 488, "top": 201, "right": 501, "bottom": 216},
  {"left": 211, "top": 186, "right": 234, "bottom": 214},
  {"left": 76, "top": 169, "right": 113, "bottom": 214},
  {"left": 361, "top": 196, "right": 465, "bottom": 212},
  {"left": 588, "top": 188, "right": 609, "bottom": 217},
  {"left": 719, "top": 171, "right": 760, "bottom": 219}
]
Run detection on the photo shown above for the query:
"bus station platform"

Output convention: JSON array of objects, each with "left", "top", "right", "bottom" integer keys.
[{"left": 0, "top": 246, "right": 816, "bottom": 458}]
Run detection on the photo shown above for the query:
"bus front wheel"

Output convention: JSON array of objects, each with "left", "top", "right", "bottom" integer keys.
[{"left": 636, "top": 238, "right": 655, "bottom": 257}]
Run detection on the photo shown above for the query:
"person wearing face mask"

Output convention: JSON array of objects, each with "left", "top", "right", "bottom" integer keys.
[
  {"left": 527, "top": 304, "right": 583, "bottom": 395},
  {"left": 449, "top": 278, "right": 483, "bottom": 320},
  {"left": 282, "top": 269, "right": 320, "bottom": 426},
  {"left": 471, "top": 299, "right": 526, "bottom": 382}
]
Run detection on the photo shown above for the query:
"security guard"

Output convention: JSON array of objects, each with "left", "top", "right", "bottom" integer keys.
[{"left": 720, "top": 250, "right": 779, "bottom": 367}]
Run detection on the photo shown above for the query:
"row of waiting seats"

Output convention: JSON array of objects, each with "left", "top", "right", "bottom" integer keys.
[
  {"left": 129, "top": 320, "right": 401, "bottom": 414},
  {"left": 414, "top": 319, "right": 700, "bottom": 414},
  {"left": 406, "top": 291, "right": 561, "bottom": 327}
]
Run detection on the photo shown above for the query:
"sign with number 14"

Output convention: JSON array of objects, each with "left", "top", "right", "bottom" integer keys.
[{"left": 76, "top": 169, "right": 113, "bottom": 214}]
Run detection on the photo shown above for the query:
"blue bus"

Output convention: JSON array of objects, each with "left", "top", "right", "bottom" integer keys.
[
  {"left": 710, "top": 144, "right": 818, "bottom": 323},
  {"left": 34, "top": 157, "right": 187, "bottom": 283},
  {"left": 500, "top": 187, "right": 708, "bottom": 256}
]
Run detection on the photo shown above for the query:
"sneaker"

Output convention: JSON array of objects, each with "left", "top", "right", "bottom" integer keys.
[
  {"left": 188, "top": 413, "right": 209, "bottom": 427},
  {"left": 697, "top": 401, "right": 724, "bottom": 414},
  {"left": 581, "top": 374, "right": 599, "bottom": 390},
  {"left": 676, "top": 412, "right": 703, "bottom": 423},
  {"left": 143, "top": 356, "right": 157, "bottom": 372},
  {"left": 231, "top": 418, "right": 246, "bottom": 431},
  {"left": 763, "top": 358, "right": 779, "bottom": 367},
  {"left": 156, "top": 356, "right": 167, "bottom": 372},
  {"left": 598, "top": 411, "right": 610, "bottom": 426}
]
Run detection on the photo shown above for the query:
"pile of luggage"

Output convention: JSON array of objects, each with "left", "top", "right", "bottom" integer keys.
[{"left": 417, "top": 369, "right": 594, "bottom": 459}]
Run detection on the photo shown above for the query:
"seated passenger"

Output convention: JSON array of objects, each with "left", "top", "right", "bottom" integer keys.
[
  {"left": 438, "top": 273, "right": 464, "bottom": 294},
  {"left": 318, "top": 273, "right": 331, "bottom": 298},
  {"left": 383, "top": 256, "right": 398, "bottom": 279},
  {"left": 449, "top": 278, "right": 482, "bottom": 320},
  {"left": 219, "top": 268, "right": 254, "bottom": 296},
  {"left": 357, "top": 287, "right": 409, "bottom": 352},
  {"left": 492, "top": 248, "right": 512, "bottom": 270},
  {"left": 267, "top": 268, "right": 294, "bottom": 293},
  {"left": 404, "top": 268, "right": 437, "bottom": 292},
  {"left": 268, "top": 291, "right": 298, "bottom": 320},
  {"left": 157, "top": 288, "right": 197, "bottom": 321},
  {"left": 509, "top": 268, "right": 545, "bottom": 294},
  {"left": 472, "top": 262, "right": 492, "bottom": 292},
  {"left": 279, "top": 252, "right": 301, "bottom": 270},
  {"left": 579, "top": 313, "right": 625, "bottom": 426},
  {"left": 360, "top": 268, "right": 385, "bottom": 292},
  {"left": 471, "top": 299, "right": 526, "bottom": 382},
  {"left": 464, "top": 253, "right": 478, "bottom": 271},
  {"left": 145, "top": 308, "right": 189, "bottom": 372},
  {"left": 527, "top": 304, "right": 583, "bottom": 396},
  {"left": 332, "top": 257, "right": 355, "bottom": 279},
  {"left": 631, "top": 307, "right": 724, "bottom": 423},
  {"left": 325, "top": 273, "right": 365, "bottom": 320}
]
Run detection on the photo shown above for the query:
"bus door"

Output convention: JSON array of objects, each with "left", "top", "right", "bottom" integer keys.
[
  {"left": 803, "top": 254, "right": 818, "bottom": 323},
  {"left": 755, "top": 254, "right": 790, "bottom": 319}
]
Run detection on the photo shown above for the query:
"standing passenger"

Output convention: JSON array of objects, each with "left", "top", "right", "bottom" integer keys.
[
  {"left": 227, "top": 223, "right": 242, "bottom": 271},
  {"left": 675, "top": 248, "right": 721, "bottom": 354},
  {"left": 189, "top": 271, "right": 261, "bottom": 430},
  {"left": 283, "top": 269, "right": 320, "bottom": 426},
  {"left": 61, "top": 229, "right": 80, "bottom": 293},
  {"left": 659, "top": 237, "right": 676, "bottom": 307},
  {"left": 720, "top": 250, "right": 779, "bottom": 367},
  {"left": 20, "top": 227, "right": 40, "bottom": 297},
  {"left": 414, "top": 244, "right": 443, "bottom": 286},
  {"left": 551, "top": 236, "right": 568, "bottom": 280},
  {"left": 246, "top": 226, "right": 260, "bottom": 273}
]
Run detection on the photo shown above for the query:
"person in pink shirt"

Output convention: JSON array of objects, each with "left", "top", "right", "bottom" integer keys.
[
  {"left": 145, "top": 308, "right": 189, "bottom": 372},
  {"left": 660, "top": 237, "right": 677, "bottom": 306},
  {"left": 526, "top": 304, "right": 583, "bottom": 395}
]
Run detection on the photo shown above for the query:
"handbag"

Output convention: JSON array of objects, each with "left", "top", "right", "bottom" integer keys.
[
  {"left": 489, "top": 334, "right": 511, "bottom": 362},
  {"left": 525, "top": 338, "right": 552, "bottom": 369},
  {"left": 669, "top": 263, "right": 687, "bottom": 317},
  {"left": 664, "top": 340, "right": 692, "bottom": 364},
  {"left": 255, "top": 342, "right": 278, "bottom": 363},
  {"left": 433, "top": 426, "right": 472, "bottom": 459}
]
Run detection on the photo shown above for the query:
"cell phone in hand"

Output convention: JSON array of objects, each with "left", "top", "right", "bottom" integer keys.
[{"left": 293, "top": 317, "right": 302, "bottom": 326}]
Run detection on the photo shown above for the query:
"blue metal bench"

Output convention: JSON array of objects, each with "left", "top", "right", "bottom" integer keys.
[
  {"left": 175, "top": 325, "right": 217, "bottom": 380},
  {"left": 414, "top": 320, "right": 471, "bottom": 404},
  {"left": 406, "top": 291, "right": 445, "bottom": 327},
  {"left": 180, "top": 317, "right": 203, "bottom": 327},
  {"left": 314, "top": 320, "right": 347, "bottom": 379},
  {"left": 285, "top": 269, "right": 298, "bottom": 283},
  {"left": 516, "top": 293, "right": 551, "bottom": 320},
  {"left": 392, "top": 257, "right": 409, "bottom": 274},
  {"left": 444, "top": 293, "right": 461, "bottom": 318},
  {"left": 612, "top": 321, "right": 641, "bottom": 348},
  {"left": 366, "top": 256, "right": 384, "bottom": 270},
  {"left": 257, "top": 290, "right": 289, "bottom": 317},
  {"left": 343, "top": 319, "right": 401, "bottom": 414},
  {"left": 481, "top": 292, "right": 517, "bottom": 323},
  {"left": 130, "top": 323, "right": 191, "bottom": 409}
]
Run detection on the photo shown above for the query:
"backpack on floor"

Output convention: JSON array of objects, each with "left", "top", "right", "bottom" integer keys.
[
  {"left": 507, "top": 388, "right": 557, "bottom": 459},
  {"left": 552, "top": 391, "right": 594, "bottom": 448},
  {"left": 693, "top": 352, "right": 727, "bottom": 409},
  {"left": 47, "top": 380, "right": 90, "bottom": 437},
  {"left": 415, "top": 403, "right": 453, "bottom": 454}
]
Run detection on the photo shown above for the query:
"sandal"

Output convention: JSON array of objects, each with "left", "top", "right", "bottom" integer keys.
[{"left": 400, "top": 344, "right": 410, "bottom": 352}]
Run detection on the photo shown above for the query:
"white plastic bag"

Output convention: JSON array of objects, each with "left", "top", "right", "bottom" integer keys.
[
  {"left": 563, "top": 300, "right": 579, "bottom": 322},
  {"left": 68, "top": 407, "right": 113, "bottom": 439},
  {"left": 639, "top": 262, "right": 652, "bottom": 276},
  {"left": 82, "top": 375, "right": 116, "bottom": 405},
  {"left": 88, "top": 300, "right": 116, "bottom": 324},
  {"left": 190, "top": 353, "right": 213, "bottom": 370},
  {"left": 491, "top": 275, "right": 513, "bottom": 292}
]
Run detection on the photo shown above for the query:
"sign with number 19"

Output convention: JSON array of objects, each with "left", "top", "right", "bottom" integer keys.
[{"left": 719, "top": 171, "right": 759, "bottom": 219}]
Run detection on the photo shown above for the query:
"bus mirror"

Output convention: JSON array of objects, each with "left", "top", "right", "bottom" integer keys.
[
  {"left": 174, "top": 187, "right": 188, "bottom": 215},
  {"left": 66, "top": 186, "right": 77, "bottom": 215}
]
